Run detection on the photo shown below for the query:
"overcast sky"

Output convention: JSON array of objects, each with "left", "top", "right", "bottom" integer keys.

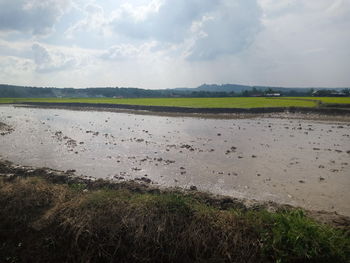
[{"left": 0, "top": 0, "right": 349, "bottom": 89}]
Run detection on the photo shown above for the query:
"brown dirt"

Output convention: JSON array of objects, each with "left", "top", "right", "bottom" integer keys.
[
  {"left": 14, "top": 102, "right": 350, "bottom": 122},
  {"left": 0, "top": 121, "right": 14, "bottom": 136}
]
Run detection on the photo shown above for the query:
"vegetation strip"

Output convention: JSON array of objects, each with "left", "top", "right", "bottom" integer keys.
[
  {"left": 0, "top": 160, "right": 349, "bottom": 263},
  {"left": 0, "top": 97, "right": 348, "bottom": 108},
  {"left": 8, "top": 101, "right": 350, "bottom": 115},
  {"left": 1, "top": 97, "right": 350, "bottom": 114}
]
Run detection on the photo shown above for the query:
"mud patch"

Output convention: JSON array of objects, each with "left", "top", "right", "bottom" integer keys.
[
  {"left": 0, "top": 121, "right": 14, "bottom": 136},
  {"left": 14, "top": 103, "right": 350, "bottom": 122},
  {"left": 16, "top": 101, "right": 350, "bottom": 115}
]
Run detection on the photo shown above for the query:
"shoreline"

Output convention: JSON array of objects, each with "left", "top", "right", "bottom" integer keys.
[
  {"left": 1, "top": 158, "right": 349, "bottom": 228},
  {"left": 15, "top": 101, "right": 350, "bottom": 114},
  {"left": 0, "top": 158, "right": 349, "bottom": 262},
  {"left": 6, "top": 102, "right": 350, "bottom": 121}
]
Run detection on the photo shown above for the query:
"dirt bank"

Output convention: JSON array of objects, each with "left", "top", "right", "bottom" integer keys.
[
  {"left": 15, "top": 101, "right": 350, "bottom": 115},
  {"left": 0, "top": 159, "right": 349, "bottom": 263},
  {"left": 0, "top": 159, "right": 349, "bottom": 228},
  {"left": 12, "top": 103, "right": 350, "bottom": 122}
]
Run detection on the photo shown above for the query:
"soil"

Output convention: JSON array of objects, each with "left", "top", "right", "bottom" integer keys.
[
  {"left": 15, "top": 101, "right": 350, "bottom": 115},
  {"left": 0, "top": 121, "right": 14, "bottom": 136}
]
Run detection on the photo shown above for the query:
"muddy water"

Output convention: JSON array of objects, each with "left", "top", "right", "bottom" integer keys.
[{"left": 1, "top": 105, "right": 349, "bottom": 215}]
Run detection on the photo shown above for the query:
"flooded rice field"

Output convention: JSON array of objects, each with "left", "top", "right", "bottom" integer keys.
[{"left": 1, "top": 105, "right": 349, "bottom": 216}]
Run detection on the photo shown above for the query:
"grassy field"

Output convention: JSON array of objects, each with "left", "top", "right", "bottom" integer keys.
[
  {"left": 1, "top": 172, "right": 349, "bottom": 263},
  {"left": 0, "top": 97, "right": 350, "bottom": 108},
  {"left": 307, "top": 97, "right": 350, "bottom": 104}
]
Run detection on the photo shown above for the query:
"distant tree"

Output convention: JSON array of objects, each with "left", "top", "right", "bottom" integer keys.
[
  {"left": 241, "top": 90, "right": 249, "bottom": 97},
  {"left": 264, "top": 88, "right": 275, "bottom": 95},
  {"left": 342, "top": 88, "right": 350, "bottom": 96}
]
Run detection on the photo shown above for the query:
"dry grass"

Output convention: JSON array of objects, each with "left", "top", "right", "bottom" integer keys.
[{"left": 0, "top": 175, "right": 349, "bottom": 263}]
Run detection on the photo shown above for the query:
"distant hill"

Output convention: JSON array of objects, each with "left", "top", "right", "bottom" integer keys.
[
  {"left": 193, "top": 84, "right": 253, "bottom": 93},
  {"left": 0, "top": 84, "right": 348, "bottom": 98},
  {"left": 174, "top": 84, "right": 251, "bottom": 93}
]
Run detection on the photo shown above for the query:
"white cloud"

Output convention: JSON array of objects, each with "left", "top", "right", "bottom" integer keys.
[
  {"left": 101, "top": 42, "right": 158, "bottom": 61},
  {"left": 0, "top": 0, "right": 349, "bottom": 88},
  {"left": 0, "top": 0, "right": 72, "bottom": 35},
  {"left": 0, "top": 55, "right": 34, "bottom": 87},
  {"left": 110, "top": 0, "right": 217, "bottom": 42},
  {"left": 31, "top": 43, "right": 99, "bottom": 73},
  {"left": 109, "top": 0, "right": 262, "bottom": 60},
  {"left": 32, "top": 43, "right": 76, "bottom": 72},
  {"left": 65, "top": 3, "right": 107, "bottom": 37},
  {"left": 186, "top": 0, "right": 261, "bottom": 60}
]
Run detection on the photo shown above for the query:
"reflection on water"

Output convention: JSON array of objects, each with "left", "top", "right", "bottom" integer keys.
[{"left": 1, "top": 105, "right": 350, "bottom": 215}]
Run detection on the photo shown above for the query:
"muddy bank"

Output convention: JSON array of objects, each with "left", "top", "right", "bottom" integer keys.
[
  {"left": 1, "top": 159, "right": 349, "bottom": 263},
  {"left": 0, "top": 159, "right": 349, "bottom": 229},
  {"left": 16, "top": 101, "right": 350, "bottom": 115},
  {"left": 15, "top": 104, "right": 350, "bottom": 122},
  {"left": 0, "top": 159, "right": 271, "bottom": 209}
]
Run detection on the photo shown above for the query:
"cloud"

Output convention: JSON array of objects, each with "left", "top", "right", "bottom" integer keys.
[
  {"left": 109, "top": 0, "right": 262, "bottom": 60},
  {"left": 187, "top": 0, "right": 261, "bottom": 60},
  {"left": 111, "top": 0, "right": 218, "bottom": 42},
  {"left": 101, "top": 44, "right": 142, "bottom": 61},
  {"left": 0, "top": 0, "right": 72, "bottom": 35},
  {"left": 0, "top": 56, "right": 33, "bottom": 74},
  {"left": 65, "top": 3, "right": 107, "bottom": 37},
  {"left": 100, "top": 41, "right": 162, "bottom": 61},
  {"left": 31, "top": 43, "right": 77, "bottom": 73},
  {"left": 0, "top": 0, "right": 349, "bottom": 88}
]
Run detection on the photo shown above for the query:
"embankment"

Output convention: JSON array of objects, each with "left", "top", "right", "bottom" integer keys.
[
  {"left": 0, "top": 160, "right": 349, "bottom": 263},
  {"left": 15, "top": 102, "right": 350, "bottom": 115}
]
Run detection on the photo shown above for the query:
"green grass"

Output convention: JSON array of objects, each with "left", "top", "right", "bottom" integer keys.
[
  {"left": 1, "top": 97, "right": 349, "bottom": 108},
  {"left": 307, "top": 97, "right": 350, "bottom": 104},
  {"left": 252, "top": 209, "right": 350, "bottom": 262},
  {"left": 0, "top": 97, "right": 316, "bottom": 108}
]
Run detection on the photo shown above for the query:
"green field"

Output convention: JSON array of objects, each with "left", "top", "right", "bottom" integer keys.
[
  {"left": 0, "top": 97, "right": 350, "bottom": 108},
  {"left": 303, "top": 97, "right": 350, "bottom": 104}
]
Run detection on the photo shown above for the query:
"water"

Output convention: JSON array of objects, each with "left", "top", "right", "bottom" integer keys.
[{"left": 1, "top": 105, "right": 349, "bottom": 215}]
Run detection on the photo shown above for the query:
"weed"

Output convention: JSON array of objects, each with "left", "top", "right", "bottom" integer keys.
[{"left": 255, "top": 209, "right": 350, "bottom": 263}]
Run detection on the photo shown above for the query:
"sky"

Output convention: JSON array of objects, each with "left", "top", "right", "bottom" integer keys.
[{"left": 0, "top": 0, "right": 349, "bottom": 89}]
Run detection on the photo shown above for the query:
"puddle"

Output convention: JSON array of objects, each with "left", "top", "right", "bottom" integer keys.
[{"left": 1, "top": 105, "right": 350, "bottom": 216}]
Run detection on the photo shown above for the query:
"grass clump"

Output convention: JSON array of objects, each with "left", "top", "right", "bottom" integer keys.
[
  {"left": 253, "top": 209, "right": 350, "bottom": 263},
  {"left": 0, "top": 175, "right": 349, "bottom": 263}
]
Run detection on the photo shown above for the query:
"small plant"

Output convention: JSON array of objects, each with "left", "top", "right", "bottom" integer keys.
[{"left": 154, "top": 193, "right": 193, "bottom": 215}]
